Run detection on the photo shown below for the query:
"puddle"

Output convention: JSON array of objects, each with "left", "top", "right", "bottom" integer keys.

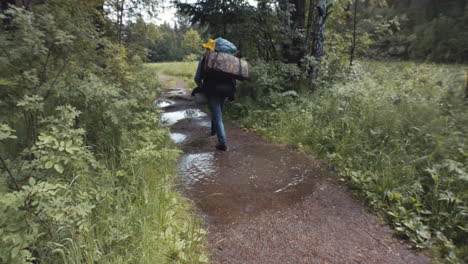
[
  {"left": 197, "top": 120, "right": 211, "bottom": 127},
  {"left": 169, "top": 133, "right": 187, "bottom": 144},
  {"left": 165, "top": 90, "right": 323, "bottom": 225},
  {"left": 161, "top": 109, "right": 207, "bottom": 126},
  {"left": 274, "top": 174, "right": 308, "bottom": 193},
  {"left": 176, "top": 144, "right": 322, "bottom": 225},
  {"left": 178, "top": 152, "right": 216, "bottom": 185},
  {"left": 166, "top": 88, "right": 186, "bottom": 96},
  {"left": 154, "top": 99, "right": 175, "bottom": 108}
]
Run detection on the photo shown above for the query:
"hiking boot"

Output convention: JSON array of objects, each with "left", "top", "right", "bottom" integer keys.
[{"left": 215, "top": 144, "right": 228, "bottom": 151}]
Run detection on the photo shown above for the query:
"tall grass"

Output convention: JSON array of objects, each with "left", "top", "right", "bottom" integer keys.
[
  {"left": 79, "top": 142, "right": 207, "bottom": 264},
  {"left": 50, "top": 119, "right": 208, "bottom": 264},
  {"left": 227, "top": 60, "right": 468, "bottom": 263},
  {"left": 146, "top": 62, "right": 198, "bottom": 88}
]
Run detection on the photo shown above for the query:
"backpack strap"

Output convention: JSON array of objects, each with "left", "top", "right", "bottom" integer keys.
[{"left": 238, "top": 57, "right": 242, "bottom": 79}]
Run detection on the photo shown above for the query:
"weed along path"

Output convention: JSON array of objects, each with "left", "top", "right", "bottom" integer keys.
[{"left": 156, "top": 75, "right": 430, "bottom": 264}]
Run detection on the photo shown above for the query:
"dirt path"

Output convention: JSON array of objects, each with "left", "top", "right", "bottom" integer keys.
[{"left": 156, "top": 75, "right": 430, "bottom": 264}]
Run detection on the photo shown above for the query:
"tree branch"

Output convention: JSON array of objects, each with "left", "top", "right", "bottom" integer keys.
[{"left": 0, "top": 156, "right": 20, "bottom": 191}]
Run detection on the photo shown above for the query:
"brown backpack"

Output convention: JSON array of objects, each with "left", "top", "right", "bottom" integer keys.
[{"left": 203, "top": 51, "right": 249, "bottom": 81}]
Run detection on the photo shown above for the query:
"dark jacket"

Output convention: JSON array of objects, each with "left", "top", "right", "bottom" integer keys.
[{"left": 194, "top": 56, "right": 236, "bottom": 98}]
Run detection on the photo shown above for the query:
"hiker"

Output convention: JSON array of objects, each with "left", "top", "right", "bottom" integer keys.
[{"left": 194, "top": 38, "right": 237, "bottom": 151}]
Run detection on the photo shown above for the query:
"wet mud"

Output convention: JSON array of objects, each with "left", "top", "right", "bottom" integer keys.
[{"left": 156, "top": 75, "right": 430, "bottom": 264}]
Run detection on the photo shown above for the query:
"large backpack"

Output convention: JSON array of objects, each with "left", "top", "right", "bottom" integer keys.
[
  {"left": 203, "top": 51, "right": 249, "bottom": 81},
  {"left": 203, "top": 70, "right": 236, "bottom": 97}
]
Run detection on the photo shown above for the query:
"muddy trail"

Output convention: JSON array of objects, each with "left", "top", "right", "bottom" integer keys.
[{"left": 156, "top": 75, "right": 430, "bottom": 264}]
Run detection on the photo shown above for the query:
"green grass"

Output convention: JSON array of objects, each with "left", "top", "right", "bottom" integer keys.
[
  {"left": 146, "top": 62, "right": 198, "bottom": 88},
  {"left": 227, "top": 60, "right": 468, "bottom": 263},
  {"left": 83, "top": 143, "right": 207, "bottom": 264}
]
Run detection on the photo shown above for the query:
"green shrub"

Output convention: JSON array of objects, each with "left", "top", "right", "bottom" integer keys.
[{"left": 0, "top": 5, "right": 207, "bottom": 264}]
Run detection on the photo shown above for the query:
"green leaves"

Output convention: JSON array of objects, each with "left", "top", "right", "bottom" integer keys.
[
  {"left": 0, "top": 2, "right": 207, "bottom": 263},
  {"left": 0, "top": 180, "right": 70, "bottom": 264},
  {"left": 53, "top": 164, "right": 64, "bottom": 174},
  {"left": 0, "top": 124, "right": 17, "bottom": 141},
  {"left": 182, "top": 29, "right": 203, "bottom": 56},
  {"left": 16, "top": 95, "right": 44, "bottom": 112}
]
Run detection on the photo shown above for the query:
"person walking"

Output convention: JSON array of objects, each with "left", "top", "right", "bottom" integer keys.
[{"left": 194, "top": 38, "right": 237, "bottom": 151}]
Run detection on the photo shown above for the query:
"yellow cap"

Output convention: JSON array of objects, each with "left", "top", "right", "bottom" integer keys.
[{"left": 201, "top": 39, "right": 216, "bottom": 51}]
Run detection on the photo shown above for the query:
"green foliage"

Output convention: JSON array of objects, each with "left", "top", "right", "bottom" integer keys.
[
  {"left": 0, "top": 124, "right": 17, "bottom": 141},
  {"left": 0, "top": 179, "right": 91, "bottom": 264},
  {"left": 228, "top": 60, "right": 468, "bottom": 262},
  {"left": 182, "top": 29, "right": 203, "bottom": 56},
  {"left": 236, "top": 60, "right": 303, "bottom": 99},
  {"left": 176, "top": 0, "right": 286, "bottom": 61},
  {"left": 123, "top": 17, "right": 154, "bottom": 62},
  {"left": 0, "top": 3, "right": 207, "bottom": 264},
  {"left": 368, "top": 0, "right": 468, "bottom": 62},
  {"left": 143, "top": 23, "right": 205, "bottom": 63},
  {"left": 409, "top": 16, "right": 468, "bottom": 62},
  {"left": 30, "top": 106, "right": 96, "bottom": 175}
]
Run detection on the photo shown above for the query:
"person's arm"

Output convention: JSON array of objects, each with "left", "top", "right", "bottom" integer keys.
[
  {"left": 228, "top": 79, "right": 236, "bottom": 102},
  {"left": 194, "top": 57, "right": 205, "bottom": 87}
]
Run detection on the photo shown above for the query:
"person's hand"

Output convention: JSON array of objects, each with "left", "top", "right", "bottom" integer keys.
[{"left": 191, "top": 86, "right": 200, "bottom": 96}]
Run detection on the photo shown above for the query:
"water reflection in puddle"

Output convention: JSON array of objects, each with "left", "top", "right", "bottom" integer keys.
[
  {"left": 166, "top": 88, "right": 186, "bottom": 96},
  {"left": 154, "top": 99, "right": 175, "bottom": 108},
  {"left": 178, "top": 152, "right": 216, "bottom": 185},
  {"left": 169, "top": 133, "right": 187, "bottom": 144},
  {"left": 197, "top": 121, "right": 211, "bottom": 127},
  {"left": 274, "top": 175, "right": 307, "bottom": 193},
  {"left": 161, "top": 109, "right": 207, "bottom": 126}
]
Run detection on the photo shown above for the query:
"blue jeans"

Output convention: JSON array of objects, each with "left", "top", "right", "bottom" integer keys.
[{"left": 208, "top": 95, "right": 227, "bottom": 145}]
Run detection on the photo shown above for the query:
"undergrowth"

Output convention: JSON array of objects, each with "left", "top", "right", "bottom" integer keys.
[
  {"left": 0, "top": 6, "right": 206, "bottom": 264},
  {"left": 227, "top": 60, "right": 468, "bottom": 263}
]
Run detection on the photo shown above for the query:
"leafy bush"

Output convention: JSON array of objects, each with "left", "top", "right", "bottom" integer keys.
[
  {"left": 236, "top": 60, "right": 303, "bottom": 100},
  {"left": 0, "top": 4, "right": 207, "bottom": 264}
]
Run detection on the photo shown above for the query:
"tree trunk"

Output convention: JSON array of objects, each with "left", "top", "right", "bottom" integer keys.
[
  {"left": 349, "top": 0, "right": 358, "bottom": 66},
  {"left": 309, "top": 0, "right": 332, "bottom": 91},
  {"left": 303, "top": 0, "right": 316, "bottom": 58},
  {"left": 95, "top": 0, "right": 106, "bottom": 33},
  {"left": 459, "top": 0, "right": 466, "bottom": 16},
  {"left": 465, "top": 71, "right": 468, "bottom": 99},
  {"left": 24, "top": 111, "right": 38, "bottom": 149},
  {"left": 278, "top": 0, "right": 291, "bottom": 62},
  {"left": 292, "top": 0, "right": 306, "bottom": 28},
  {"left": 278, "top": 0, "right": 307, "bottom": 64},
  {"left": 117, "top": 0, "right": 125, "bottom": 44},
  {"left": 291, "top": 0, "right": 306, "bottom": 64}
]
